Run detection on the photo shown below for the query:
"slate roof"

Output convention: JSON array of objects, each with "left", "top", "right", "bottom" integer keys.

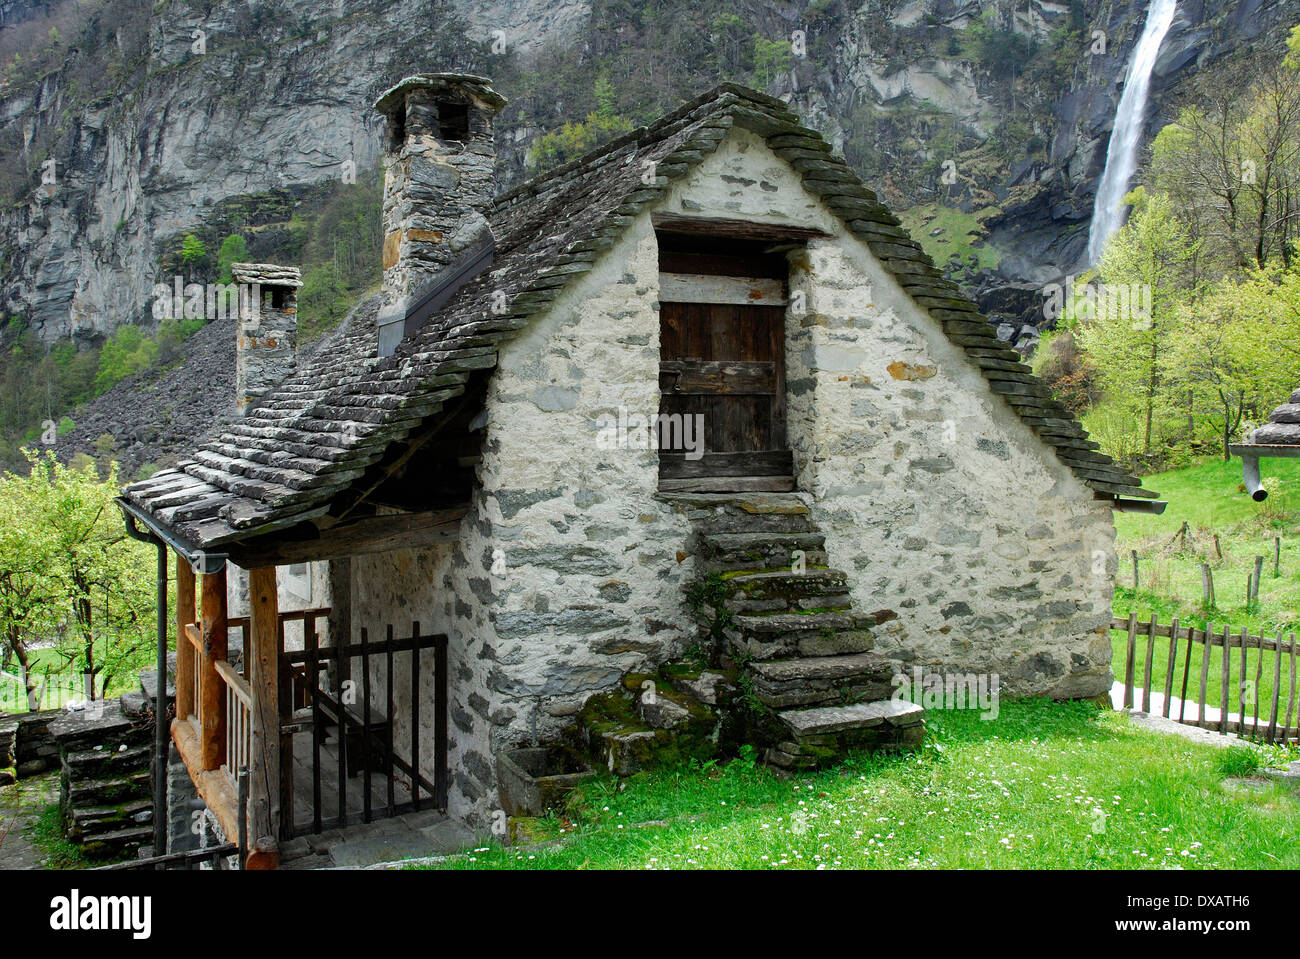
[
  {"left": 1247, "top": 388, "right": 1300, "bottom": 446},
  {"left": 121, "top": 82, "right": 1157, "bottom": 552}
]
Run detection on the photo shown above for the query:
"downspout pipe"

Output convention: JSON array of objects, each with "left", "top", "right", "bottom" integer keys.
[{"left": 1241, "top": 454, "right": 1268, "bottom": 502}]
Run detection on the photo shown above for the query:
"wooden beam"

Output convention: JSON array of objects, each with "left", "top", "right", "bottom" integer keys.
[
  {"left": 659, "top": 272, "right": 787, "bottom": 305},
  {"left": 198, "top": 568, "right": 228, "bottom": 771},
  {"left": 227, "top": 506, "right": 469, "bottom": 567},
  {"left": 659, "top": 449, "right": 794, "bottom": 479},
  {"left": 172, "top": 717, "right": 240, "bottom": 844},
  {"left": 175, "top": 553, "right": 196, "bottom": 722},
  {"left": 652, "top": 213, "right": 831, "bottom": 242},
  {"left": 246, "top": 566, "right": 280, "bottom": 865}
]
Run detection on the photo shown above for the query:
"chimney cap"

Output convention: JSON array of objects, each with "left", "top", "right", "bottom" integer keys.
[
  {"left": 230, "top": 263, "right": 303, "bottom": 287},
  {"left": 373, "top": 73, "right": 506, "bottom": 117}
]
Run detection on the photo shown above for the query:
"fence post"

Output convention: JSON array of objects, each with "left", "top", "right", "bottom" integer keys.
[
  {"left": 1275, "top": 537, "right": 1282, "bottom": 578},
  {"left": 1252, "top": 556, "right": 1264, "bottom": 604},
  {"left": 1201, "top": 564, "right": 1215, "bottom": 607},
  {"left": 1131, "top": 550, "right": 1140, "bottom": 590},
  {"left": 1123, "top": 612, "right": 1138, "bottom": 709}
]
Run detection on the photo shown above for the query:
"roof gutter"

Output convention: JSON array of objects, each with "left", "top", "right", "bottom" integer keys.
[
  {"left": 117, "top": 497, "right": 229, "bottom": 574},
  {"left": 1109, "top": 497, "right": 1168, "bottom": 515}
]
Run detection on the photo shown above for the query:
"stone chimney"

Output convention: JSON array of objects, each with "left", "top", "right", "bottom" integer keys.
[
  {"left": 373, "top": 73, "right": 506, "bottom": 355},
  {"left": 231, "top": 263, "right": 301, "bottom": 415}
]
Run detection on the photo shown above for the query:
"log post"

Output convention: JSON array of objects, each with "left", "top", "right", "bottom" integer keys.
[
  {"left": 198, "top": 568, "right": 228, "bottom": 771},
  {"left": 247, "top": 566, "right": 280, "bottom": 867},
  {"left": 175, "top": 554, "right": 197, "bottom": 721}
]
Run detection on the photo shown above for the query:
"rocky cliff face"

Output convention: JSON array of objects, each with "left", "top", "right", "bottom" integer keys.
[{"left": 0, "top": 0, "right": 1294, "bottom": 351}]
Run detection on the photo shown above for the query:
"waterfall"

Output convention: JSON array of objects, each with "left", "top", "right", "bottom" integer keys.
[{"left": 1086, "top": 0, "right": 1178, "bottom": 265}]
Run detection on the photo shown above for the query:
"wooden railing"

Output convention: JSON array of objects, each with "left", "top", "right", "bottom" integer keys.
[
  {"left": 1113, "top": 613, "right": 1300, "bottom": 743},
  {"left": 184, "top": 624, "right": 203, "bottom": 730},
  {"left": 216, "top": 660, "right": 253, "bottom": 786},
  {"left": 176, "top": 601, "right": 332, "bottom": 853}
]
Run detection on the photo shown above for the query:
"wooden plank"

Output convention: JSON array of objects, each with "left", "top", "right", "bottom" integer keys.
[
  {"left": 657, "top": 249, "right": 788, "bottom": 279},
  {"left": 175, "top": 554, "right": 196, "bottom": 722},
  {"left": 228, "top": 507, "right": 470, "bottom": 568},
  {"left": 1268, "top": 628, "right": 1283, "bottom": 742},
  {"left": 247, "top": 566, "right": 280, "bottom": 858},
  {"left": 172, "top": 717, "right": 241, "bottom": 844},
  {"left": 1141, "top": 613, "right": 1157, "bottom": 713},
  {"left": 652, "top": 213, "right": 832, "bottom": 243},
  {"left": 658, "top": 476, "right": 796, "bottom": 493},
  {"left": 1251, "top": 625, "right": 1264, "bottom": 739},
  {"left": 1219, "top": 626, "right": 1231, "bottom": 735},
  {"left": 1178, "top": 618, "right": 1194, "bottom": 724},
  {"left": 1162, "top": 617, "right": 1178, "bottom": 719},
  {"left": 198, "top": 569, "right": 228, "bottom": 771},
  {"left": 660, "top": 359, "right": 777, "bottom": 395},
  {"left": 660, "top": 449, "right": 793, "bottom": 479},
  {"left": 1123, "top": 612, "right": 1137, "bottom": 709},
  {"left": 1238, "top": 628, "right": 1249, "bottom": 736},
  {"left": 214, "top": 660, "right": 252, "bottom": 707},
  {"left": 659, "top": 272, "right": 787, "bottom": 306},
  {"left": 1286, "top": 634, "right": 1298, "bottom": 743},
  {"left": 1197, "top": 626, "right": 1212, "bottom": 728},
  {"left": 277, "top": 614, "right": 294, "bottom": 840}
]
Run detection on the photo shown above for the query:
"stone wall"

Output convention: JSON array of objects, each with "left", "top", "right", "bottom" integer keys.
[
  {"left": 659, "top": 128, "right": 1116, "bottom": 698},
  {"left": 0, "top": 708, "right": 62, "bottom": 782},
  {"left": 347, "top": 124, "right": 1117, "bottom": 826}
]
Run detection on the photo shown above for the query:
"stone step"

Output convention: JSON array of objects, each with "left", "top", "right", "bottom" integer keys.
[
  {"left": 779, "top": 699, "right": 925, "bottom": 738},
  {"left": 80, "top": 824, "right": 153, "bottom": 857},
  {"left": 70, "top": 800, "right": 153, "bottom": 837},
  {"left": 698, "top": 531, "right": 827, "bottom": 571},
  {"left": 744, "top": 652, "right": 897, "bottom": 708},
  {"left": 68, "top": 771, "right": 151, "bottom": 807},
  {"left": 64, "top": 744, "right": 151, "bottom": 778},
  {"left": 724, "top": 567, "right": 850, "bottom": 605},
  {"left": 731, "top": 610, "right": 861, "bottom": 634},
  {"left": 660, "top": 492, "right": 815, "bottom": 535},
  {"left": 765, "top": 700, "right": 925, "bottom": 769}
]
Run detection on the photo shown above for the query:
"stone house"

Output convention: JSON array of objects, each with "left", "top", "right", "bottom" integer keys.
[{"left": 118, "top": 74, "right": 1159, "bottom": 864}]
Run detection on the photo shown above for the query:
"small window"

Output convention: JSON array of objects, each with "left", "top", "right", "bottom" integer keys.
[
  {"left": 283, "top": 563, "right": 311, "bottom": 603},
  {"left": 437, "top": 102, "right": 470, "bottom": 142},
  {"left": 269, "top": 287, "right": 289, "bottom": 310},
  {"left": 390, "top": 109, "right": 406, "bottom": 150}
]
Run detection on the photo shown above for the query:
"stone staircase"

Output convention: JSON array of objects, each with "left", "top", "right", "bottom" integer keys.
[{"left": 676, "top": 492, "right": 925, "bottom": 770}]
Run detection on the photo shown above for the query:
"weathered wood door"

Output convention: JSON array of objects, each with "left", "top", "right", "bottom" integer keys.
[{"left": 658, "top": 299, "right": 791, "bottom": 490}]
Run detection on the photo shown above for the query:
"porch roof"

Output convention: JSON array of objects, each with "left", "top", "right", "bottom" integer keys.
[{"left": 120, "top": 83, "right": 1156, "bottom": 554}]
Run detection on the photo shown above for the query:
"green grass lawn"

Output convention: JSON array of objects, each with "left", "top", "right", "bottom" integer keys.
[
  {"left": 421, "top": 700, "right": 1300, "bottom": 870},
  {"left": 1110, "top": 457, "right": 1300, "bottom": 717}
]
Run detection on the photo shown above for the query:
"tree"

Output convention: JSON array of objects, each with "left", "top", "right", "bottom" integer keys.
[
  {"left": 179, "top": 233, "right": 208, "bottom": 273},
  {"left": 0, "top": 464, "right": 59, "bottom": 706},
  {"left": 1077, "top": 189, "right": 1200, "bottom": 460},
  {"left": 216, "top": 234, "right": 248, "bottom": 284},
  {"left": 8, "top": 451, "right": 155, "bottom": 699},
  {"left": 1149, "top": 38, "right": 1300, "bottom": 275}
]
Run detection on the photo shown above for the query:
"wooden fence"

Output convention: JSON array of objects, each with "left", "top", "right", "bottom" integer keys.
[
  {"left": 0, "top": 668, "right": 91, "bottom": 712},
  {"left": 1111, "top": 613, "right": 1300, "bottom": 744}
]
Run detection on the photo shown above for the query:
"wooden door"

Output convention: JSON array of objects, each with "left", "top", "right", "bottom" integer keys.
[{"left": 658, "top": 300, "right": 792, "bottom": 490}]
